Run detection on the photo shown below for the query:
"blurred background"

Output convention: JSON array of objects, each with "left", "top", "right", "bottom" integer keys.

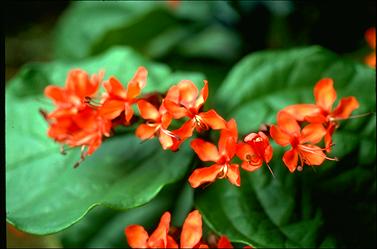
[{"left": 5, "top": 1, "right": 376, "bottom": 248}]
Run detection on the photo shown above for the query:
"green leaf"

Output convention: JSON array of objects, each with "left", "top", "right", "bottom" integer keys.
[
  {"left": 6, "top": 47, "right": 205, "bottom": 235},
  {"left": 60, "top": 183, "right": 191, "bottom": 248},
  {"left": 54, "top": 2, "right": 179, "bottom": 61},
  {"left": 196, "top": 46, "right": 376, "bottom": 248}
]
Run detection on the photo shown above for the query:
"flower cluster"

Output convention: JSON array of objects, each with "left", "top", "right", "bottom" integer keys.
[
  {"left": 272, "top": 78, "right": 359, "bottom": 172},
  {"left": 125, "top": 210, "right": 251, "bottom": 248},
  {"left": 43, "top": 68, "right": 360, "bottom": 182},
  {"left": 43, "top": 67, "right": 362, "bottom": 248}
]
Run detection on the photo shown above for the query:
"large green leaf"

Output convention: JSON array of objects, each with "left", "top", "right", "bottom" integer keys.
[
  {"left": 54, "top": 2, "right": 176, "bottom": 60},
  {"left": 196, "top": 46, "right": 376, "bottom": 248},
  {"left": 6, "top": 47, "right": 205, "bottom": 235},
  {"left": 60, "top": 181, "right": 194, "bottom": 248}
]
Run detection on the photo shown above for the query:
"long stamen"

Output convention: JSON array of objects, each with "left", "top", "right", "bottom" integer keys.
[
  {"left": 84, "top": 96, "right": 102, "bottom": 108},
  {"left": 265, "top": 162, "right": 276, "bottom": 178},
  {"left": 299, "top": 145, "right": 338, "bottom": 161},
  {"left": 194, "top": 115, "right": 209, "bottom": 131},
  {"left": 331, "top": 112, "right": 374, "bottom": 121},
  {"left": 161, "top": 128, "right": 181, "bottom": 141},
  {"left": 218, "top": 164, "right": 228, "bottom": 179},
  {"left": 73, "top": 146, "right": 87, "bottom": 168}
]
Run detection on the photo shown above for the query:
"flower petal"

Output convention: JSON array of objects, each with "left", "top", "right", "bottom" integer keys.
[
  {"left": 169, "top": 120, "right": 195, "bottom": 151},
  {"left": 127, "top": 67, "right": 148, "bottom": 99},
  {"left": 217, "top": 236, "right": 233, "bottom": 249},
  {"left": 365, "top": 27, "right": 376, "bottom": 50},
  {"left": 137, "top": 100, "right": 160, "bottom": 121},
  {"left": 125, "top": 225, "right": 149, "bottom": 248},
  {"left": 300, "top": 123, "right": 326, "bottom": 144},
  {"left": 270, "top": 125, "right": 291, "bottom": 147},
  {"left": 314, "top": 78, "right": 336, "bottom": 113},
  {"left": 281, "top": 104, "right": 323, "bottom": 122},
  {"left": 159, "top": 131, "right": 174, "bottom": 150},
  {"left": 218, "top": 119, "right": 238, "bottom": 157},
  {"left": 135, "top": 124, "right": 157, "bottom": 140},
  {"left": 195, "top": 80, "right": 209, "bottom": 110},
  {"left": 299, "top": 144, "right": 326, "bottom": 166},
  {"left": 124, "top": 103, "right": 134, "bottom": 124},
  {"left": 103, "top": 76, "right": 127, "bottom": 99},
  {"left": 163, "top": 99, "right": 188, "bottom": 119},
  {"left": 241, "top": 161, "right": 262, "bottom": 172},
  {"left": 324, "top": 123, "right": 336, "bottom": 153},
  {"left": 148, "top": 212, "right": 171, "bottom": 248},
  {"left": 177, "top": 80, "right": 199, "bottom": 106},
  {"left": 180, "top": 210, "right": 203, "bottom": 248},
  {"left": 167, "top": 235, "right": 178, "bottom": 248},
  {"left": 191, "top": 139, "right": 220, "bottom": 162},
  {"left": 188, "top": 164, "right": 223, "bottom": 188},
  {"left": 198, "top": 109, "right": 226, "bottom": 130},
  {"left": 164, "top": 85, "right": 180, "bottom": 103},
  {"left": 99, "top": 99, "right": 125, "bottom": 120},
  {"left": 66, "top": 69, "right": 99, "bottom": 98},
  {"left": 332, "top": 96, "right": 359, "bottom": 119},
  {"left": 44, "top": 85, "right": 67, "bottom": 104},
  {"left": 365, "top": 53, "right": 376, "bottom": 68},
  {"left": 277, "top": 111, "right": 301, "bottom": 135},
  {"left": 282, "top": 149, "right": 298, "bottom": 172},
  {"left": 226, "top": 164, "right": 241, "bottom": 187}
]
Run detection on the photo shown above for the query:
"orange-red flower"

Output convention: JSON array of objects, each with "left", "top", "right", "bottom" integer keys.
[
  {"left": 270, "top": 111, "right": 334, "bottom": 172},
  {"left": 47, "top": 106, "right": 112, "bottom": 163},
  {"left": 163, "top": 80, "right": 226, "bottom": 140},
  {"left": 100, "top": 67, "right": 147, "bottom": 124},
  {"left": 125, "top": 210, "right": 242, "bottom": 248},
  {"left": 125, "top": 210, "right": 206, "bottom": 248},
  {"left": 236, "top": 131, "right": 274, "bottom": 175},
  {"left": 44, "top": 69, "right": 103, "bottom": 118},
  {"left": 281, "top": 78, "right": 359, "bottom": 152},
  {"left": 365, "top": 27, "right": 376, "bottom": 68},
  {"left": 135, "top": 100, "right": 177, "bottom": 150},
  {"left": 189, "top": 119, "right": 240, "bottom": 188},
  {"left": 44, "top": 69, "right": 111, "bottom": 163}
]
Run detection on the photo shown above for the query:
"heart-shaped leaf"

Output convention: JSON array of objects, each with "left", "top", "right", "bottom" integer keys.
[
  {"left": 6, "top": 47, "right": 205, "bottom": 235},
  {"left": 196, "top": 46, "right": 376, "bottom": 248}
]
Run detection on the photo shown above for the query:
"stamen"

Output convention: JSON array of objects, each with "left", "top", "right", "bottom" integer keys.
[
  {"left": 299, "top": 145, "right": 338, "bottom": 161},
  {"left": 265, "top": 162, "right": 276, "bottom": 178},
  {"left": 161, "top": 128, "right": 181, "bottom": 141},
  {"left": 332, "top": 112, "right": 374, "bottom": 121},
  {"left": 60, "top": 145, "right": 67, "bottom": 155},
  {"left": 194, "top": 115, "right": 209, "bottom": 131},
  {"left": 39, "top": 108, "right": 49, "bottom": 121},
  {"left": 84, "top": 96, "right": 102, "bottom": 108},
  {"left": 218, "top": 165, "right": 227, "bottom": 179},
  {"left": 73, "top": 146, "right": 87, "bottom": 168}
]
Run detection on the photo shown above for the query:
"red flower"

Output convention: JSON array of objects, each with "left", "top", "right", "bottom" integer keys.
[
  {"left": 125, "top": 210, "right": 242, "bottom": 248},
  {"left": 47, "top": 106, "right": 111, "bottom": 163},
  {"left": 44, "top": 69, "right": 103, "bottom": 118},
  {"left": 163, "top": 80, "right": 226, "bottom": 140},
  {"left": 189, "top": 119, "right": 240, "bottom": 188},
  {"left": 125, "top": 210, "right": 206, "bottom": 248},
  {"left": 100, "top": 67, "right": 147, "bottom": 124},
  {"left": 281, "top": 78, "right": 359, "bottom": 152},
  {"left": 270, "top": 111, "right": 335, "bottom": 172},
  {"left": 365, "top": 27, "right": 376, "bottom": 68},
  {"left": 236, "top": 131, "right": 274, "bottom": 175},
  {"left": 135, "top": 100, "right": 177, "bottom": 150},
  {"left": 44, "top": 69, "right": 111, "bottom": 163}
]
